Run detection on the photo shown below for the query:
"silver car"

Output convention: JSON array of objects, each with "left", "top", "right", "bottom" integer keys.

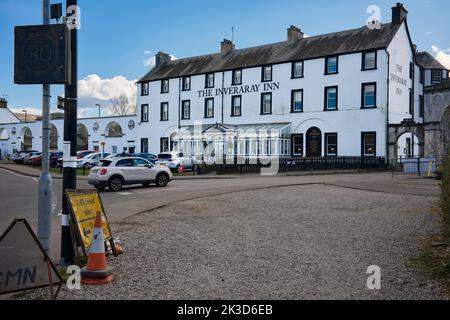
[
  {"left": 156, "top": 152, "right": 197, "bottom": 172},
  {"left": 88, "top": 157, "right": 173, "bottom": 191}
]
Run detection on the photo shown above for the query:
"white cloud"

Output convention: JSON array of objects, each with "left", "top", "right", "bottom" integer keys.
[
  {"left": 432, "top": 45, "right": 450, "bottom": 70},
  {"left": 77, "top": 74, "right": 138, "bottom": 117},
  {"left": 7, "top": 75, "right": 138, "bottom": 119},
  {"left": 78, "top": 74, "right": 137, "bottom": 101}
]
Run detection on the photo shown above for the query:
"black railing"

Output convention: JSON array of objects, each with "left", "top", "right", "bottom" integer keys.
[
  {"left": 215, "top": 156, "right": 387, "bottom": 175},
  {"left": 391, "top": 157, "right": 443, "bottom": 177}
]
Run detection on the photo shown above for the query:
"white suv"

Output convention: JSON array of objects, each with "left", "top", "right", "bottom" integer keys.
[{"left": 88, "top": 157, "right": 173, "bottom": 191}]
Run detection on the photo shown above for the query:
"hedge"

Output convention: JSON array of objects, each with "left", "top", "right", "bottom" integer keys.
[{"left": 441, "top": 153, "right": 450, "bottom": 240}]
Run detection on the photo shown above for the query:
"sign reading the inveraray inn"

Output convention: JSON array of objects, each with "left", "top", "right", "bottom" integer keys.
[{"left": 198, "top": 82, "right": 280, "bottom": 98}]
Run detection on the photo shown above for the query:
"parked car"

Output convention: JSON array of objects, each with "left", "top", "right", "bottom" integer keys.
[
  {"left": 155, "top": 152, "right": 197, "bottom": 172},
  {"left": 135, "top": 153, "right": 158, "bottom": 164},
  {"left": 12, "top": 150, "right": 39, "bottom": 164},
  {"left": 77, "top": 150, "right": 96, "bottom": 159},
  {"left": 50, "top": 151, "right": 63, "bottom": 168},
  {"left": 82, "top": 152, "right": 111, "bottom": 170},
  {"left": 23, "top": 152, "right": 41, "bottom": 165},
  {"left": 30, "top": 153, "right": 43, "bottom": 166},
  {"left": 88, "top": 157, "right": 172, "bottom": 191},
  {"left": 76, "top": 152, "right": 110, "bottom": 169},
  {"left": 57, "top": 150, "right": 96, "bottom": 168}
]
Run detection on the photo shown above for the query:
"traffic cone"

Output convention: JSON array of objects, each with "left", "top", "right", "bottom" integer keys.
[{"left": 81, "top": 211, "right": 113, "bottom": 285}]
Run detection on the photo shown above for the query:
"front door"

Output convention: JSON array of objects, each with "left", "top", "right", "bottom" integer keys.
[{"left": 306, "top": 127, "right": 322, "bottom": 157}]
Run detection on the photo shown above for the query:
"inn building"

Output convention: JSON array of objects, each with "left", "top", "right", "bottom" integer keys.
[
  {"left": 136, "top": 3, "right": 448, "bottom": 161},
  {"left": 1, "top": 3, "right": 449, "bottom": 162}
]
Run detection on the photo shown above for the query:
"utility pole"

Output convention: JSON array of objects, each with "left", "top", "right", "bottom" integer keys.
[
  {"left": 37, "top": 0, "right": 53, "bottom": 254},
  {"left": 61, "top": 0, "right": 78, "bottom": 266}
]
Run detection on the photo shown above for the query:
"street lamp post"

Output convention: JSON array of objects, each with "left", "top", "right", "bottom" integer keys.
[
  {"left": 37, "top": 0, "right": 54, "bottom": 254},
  {"left": 96, "top": 104, "right": 101, "bottom": 118}
]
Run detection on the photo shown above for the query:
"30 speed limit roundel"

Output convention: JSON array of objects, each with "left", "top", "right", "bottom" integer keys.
[{"left": 14, "top": 24, "right": 67, "bottom": 85}]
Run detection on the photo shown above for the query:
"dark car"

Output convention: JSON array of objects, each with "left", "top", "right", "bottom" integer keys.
[
  {"left": 50, "top": 151, "right": 63, "bottom": 168},
  {"left": 135, "top": 153, "right": 158, "bottom": 164}
]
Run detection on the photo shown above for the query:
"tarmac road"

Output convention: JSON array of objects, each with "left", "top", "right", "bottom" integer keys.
[{"left": 0, "top": 168, "right": 441, "bottom": 263}]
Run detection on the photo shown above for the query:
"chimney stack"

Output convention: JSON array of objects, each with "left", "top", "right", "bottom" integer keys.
[
  {"left": 221, "top": 39, "right": 235, "bottom": 54},
  {"left": 287, "top": 25, "right": 304, "bottom": 43},
  {"left": 155, "top": 51, "right": 172, "bottom": 66},
  {"left": 392, "top": 3, "right": 408, "bottom": 25}
]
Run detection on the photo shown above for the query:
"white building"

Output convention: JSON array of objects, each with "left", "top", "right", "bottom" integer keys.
[
  {"left": 136, "top": 3, "right": 447, "bottom": 161},
  {"left": 0, "top": 101, "right": 137, "bottom": 158},
  {"left": 1, "top": 3, "right": 449, "bottom": 162}
]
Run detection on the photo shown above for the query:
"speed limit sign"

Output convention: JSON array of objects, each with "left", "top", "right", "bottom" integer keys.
[{"left": 14, "top": 24, "right": 69, "bottom": 85}]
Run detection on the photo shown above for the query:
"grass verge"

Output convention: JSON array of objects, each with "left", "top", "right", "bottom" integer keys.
[{"left": 411, "top": 154, "right": 450, "bottom": 298}]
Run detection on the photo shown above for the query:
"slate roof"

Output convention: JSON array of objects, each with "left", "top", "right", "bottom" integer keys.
[
  {"left": 139, "top": 23, "right": 402, "bottom": 83},
  {"left": 416, "top": 51, "right": 447, "bottom": 70}
]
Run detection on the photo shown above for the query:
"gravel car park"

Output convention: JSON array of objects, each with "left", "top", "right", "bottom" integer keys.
[{"left": 88, "top": 157, "right": 173, "bottom": 191}]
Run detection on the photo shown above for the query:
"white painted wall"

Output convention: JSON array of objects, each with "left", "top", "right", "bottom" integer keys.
[
  {"left": 138, "top": 49, "right": 389, "bottom": 157},
  {"left": 387, "top": 22, "right": 414, "bottom": 124},
  {"left": 0, "top": 115, "right": 137, "bottom": 155}
]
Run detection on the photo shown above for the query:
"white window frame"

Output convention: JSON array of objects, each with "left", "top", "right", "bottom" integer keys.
[
  {"left": 431, "top": 70, "right": 443, "bottom": 84},
  {"left": 141, "top": 104, "right": 149, "bottom": 123},
  {"left": 161, "top": 102, "right": 169, "bottom": 121},
  {"left": 363, "top": 52, "right": 376, "bottom": 70},
  {"left": 182, "top": 100, "right": 190, "bottom": 120},
  {"left": 292, "top": 61, "right": 304, "bottom": 78},
  {"left": 261, "top": 93, "right": 272, "bottom": 114},
  {"left": 232, "top": 95, "right": 242, "bottom": 116}
]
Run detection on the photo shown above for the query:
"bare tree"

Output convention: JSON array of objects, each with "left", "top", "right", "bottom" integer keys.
[{"left": 109, "top": 92, "right": 136, "bottom": 116}]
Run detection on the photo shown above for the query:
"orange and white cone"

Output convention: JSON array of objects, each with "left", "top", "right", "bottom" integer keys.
[{"left": 81, "top": 211, "right": 113, "bottom": 285}]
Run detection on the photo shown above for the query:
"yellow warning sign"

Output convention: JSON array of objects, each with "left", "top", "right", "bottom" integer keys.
[{"left": 66, "top": 190, "right": 113, "bottom": 249}]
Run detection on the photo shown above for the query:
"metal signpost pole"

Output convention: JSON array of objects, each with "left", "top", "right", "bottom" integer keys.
[
  {"left": 61, "top": 0, "right": 78, "bottom": 266},
  {"left": 37, "top": 0, "right": 53, "bottom": 254}
]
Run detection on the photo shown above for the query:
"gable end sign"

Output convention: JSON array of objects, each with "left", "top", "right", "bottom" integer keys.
[
  {"left": 14, "top": 24, "right": 70, "bottom": 85},
  {"left": 0, "top": 219, "right": 62, "bottom": 298}
]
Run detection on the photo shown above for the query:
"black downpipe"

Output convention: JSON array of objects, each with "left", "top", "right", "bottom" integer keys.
[
  {"left": 178, "top": 78, "right": 181, "bottom": 129},
  {"left": 385, "top": 49, "right": 390, "bottom": 165},
  {"left": 221, "top": 71, "right": 225, "bottom": 124}
]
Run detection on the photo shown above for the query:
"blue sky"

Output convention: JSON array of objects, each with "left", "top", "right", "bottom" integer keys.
[{"left": 0, "top": 0, "right": 449, "bottom": 117}]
